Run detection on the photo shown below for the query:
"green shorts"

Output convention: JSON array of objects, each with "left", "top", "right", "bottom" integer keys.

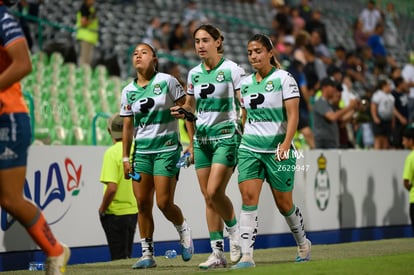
[
  {"left": 132, "top": 149, "right": 180, "bottom": 177},
  {"left": 194, "top": 134, "right": 240, "bottom": 169},
  {"left": 237, "top": 148, "right": 296, "bottom": 192}
]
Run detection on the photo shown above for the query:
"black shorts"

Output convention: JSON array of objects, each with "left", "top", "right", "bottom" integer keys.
[
  {"left": 298, "top": 108, "right": 310, "bottom": 130},
  {"left": 372, "top": 120, "right": 392, "bottom": 137}
]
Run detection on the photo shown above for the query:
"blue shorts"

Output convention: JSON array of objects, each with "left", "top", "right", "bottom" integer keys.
[{"left": 0, "top": 113, "right": 31, "bottom": 169}]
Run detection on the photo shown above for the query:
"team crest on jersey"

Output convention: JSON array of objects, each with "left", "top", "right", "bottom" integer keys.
[
  {"left": 153, "top": 84, "right": 162, "bottom": 95},
  {"left": 265, "top": 81, "right": 274, "bottom": 92},
  {"left": 216, "top": 71, "right": 225, "bottom": 82}
]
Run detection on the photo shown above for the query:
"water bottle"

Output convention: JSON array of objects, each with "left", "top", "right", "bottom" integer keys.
[
  {"left": 28, "top": 261, "right": 45, "bottom": 271},
  {"left": 176, "top": 152, "right": 191, "bottom": 168},
  {"left": 165, "top": 249, "right": 177, "bottom": 259},
  {"left": 128, "top": 171, "right": 141, "bottom": 181}
]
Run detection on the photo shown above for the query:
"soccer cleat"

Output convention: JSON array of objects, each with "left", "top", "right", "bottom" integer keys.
[
  {"left": 132, "top": 255, "right": 157, "bottom": 269},
  {"left": 228, "top": 232, "right": 242, "bottom": 263},
  {"left": 232, "top": 254, "right": 256, "bottom": 269},
  {"left": 180, "top": 227, "right": 194, "bottom": 261},
  {"left": 45, "top": 243, "right": 71, "bottom": 275},
  {"left": 295, "top": 239, "right": 312, "bottom": 262},
  {"left": 198, "top": 252, "right": 227, "bottom": 269}
]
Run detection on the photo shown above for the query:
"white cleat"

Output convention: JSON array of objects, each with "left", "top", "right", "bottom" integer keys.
[
  {"left": 45, "top": 243, "right": 71, "bottom": 275},
  {"left": 198, "top": 252, "right": 227, "bottom": 269}
]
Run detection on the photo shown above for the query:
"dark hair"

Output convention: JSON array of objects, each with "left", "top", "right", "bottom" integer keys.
[
  {"left": 193, "top": 24, "right": 224, "bottom": 54},
  {"left": 376, "top": 79, "right": 389, "bottom": 90},
  {"left": 304, "top": 43, "right": 315, "bottom": 55},
  {"left": 248, "top": 34, "right": 281, "bottom": 69},
  {"left": 403, "top": 125, "right": 414, "bottom": 139},
  {"left": 393, "top": 76, "right": 404, "bottom": 88}
]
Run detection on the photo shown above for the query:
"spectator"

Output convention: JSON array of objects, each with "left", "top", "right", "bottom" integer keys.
[
  {"left": 185, "top": 19, "right": 199, "bottom": 50},
  {"left": 99, "top": 113, "right": 138, "bottom": 260},
  {"left": 297, "top": 0, "right": 312, "bottom": 26},
  {"left": 309, "top": 29, "right": 332, "bottom": 66},
  {"left": 402, "top": 52, "right": 414, "bottom": 122},
  {"left": 157, "top": 21, "right": 171, "bottom": 50},
  {"left": 278, "top": 35, "right": 295, "bottom": 69},
  {"left": 306, "top": 9, "right": 328, "bottom": 45},
  {"left": 359, "top": 0, "right": 382, "bottom": 36},
  {"left": 272, "top": 9, "right": 293, "bottom": 36},
  {"left": 303, "top": 44, "right": 326, "bottom": 96},
  {"left": 333, "top": 45, "right": 347, "bottom": 70},
  {"left": 287, "top": 59, "right": 316, "bottom": 149},
  {"left": 142, "top": 17, "right": 162, "bottom": 49},
  {"left": 367, "top": 23, "right": 386, "bottom": 58},
  {"left": 292, "top": 30, "right": 310, "bottom": 65},
  {"left": 352, "top": 18, "right": 370, "bottom": 50},
  {"left": 342, "top": 51, "right": 366, "bottom": 92},
  {"left": 370, "top": 79, "right": 406, "bottom": 149},
  {"left": 391, "top": 77, "right": 409, "bottom": 148},
  {"left": 76, "top": 0, "right": 99, "bottom": 66},
  {"left": 355, "top": 95, "right": 375, "bottom": 149},
  {"left": 313, "top": 77, "right": 358, "bottom": 149},
  {"left": 290, "top": 7, "right": 305, "bottom": 36},
  {"left": 17, "top": 0, "right": 43, "bottom": 51},
  {"left": 182, "top": 0, "right": 208, "bottom": 25},
  {"left": 330, "top": 80, "right": 356, "bottom": 148},
  {"left": 168, "top": 23, "right": 188, "bottom": 52},
  {"left": 382, "top": 2, "right": 399, "bottom": 48}
]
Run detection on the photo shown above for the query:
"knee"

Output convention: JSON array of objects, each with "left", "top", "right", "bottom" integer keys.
[
  {"left": 136, "top": 200, "right": 152, "bottom": 214},
  {"left": 206, "top": 186, "right": 223, "bottom": 202},
  {"left": 241, "top": 192, "right": 256, "bottom": 206},
  {"left": 0, "top": 196, "right": 16, "bottom": 212},
  {"left": 277, "top": 200, "right": 294, "bottom": 214},
  {"left": 156, "top": 200, "right": 170, "bottom": 212}
]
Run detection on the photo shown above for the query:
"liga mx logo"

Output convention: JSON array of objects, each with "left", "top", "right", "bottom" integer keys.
[{"left": 314, "top": 154, "right": 330, "bottom": 211}]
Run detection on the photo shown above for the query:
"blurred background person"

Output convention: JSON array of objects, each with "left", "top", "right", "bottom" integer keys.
[
  {"left": 76, "top": 0, "right": 99, "bottom": 66},
  {"left": 0, "top": 1, "right": 70, "bottom": 274},
  {"left": 98, "top": 113, "right": 138, "bottom": 261}
]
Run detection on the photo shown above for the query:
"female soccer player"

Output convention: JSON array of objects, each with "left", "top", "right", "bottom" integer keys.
[
  {"left": 233, "top": 34, "right": 311, "bottom": 269},
  {"left": 0, "top": 1, "right": 70, "bottom": 274},
  {"left": 120, "top": 42, "right": 193, "bottom": 269},
  {"left": 172, "top": 24, "right": 244, "bottom": 269}
]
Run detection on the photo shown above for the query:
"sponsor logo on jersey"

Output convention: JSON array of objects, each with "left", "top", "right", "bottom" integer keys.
[{"left": 0, "top": 147, "right": 18, "bottom": 160}]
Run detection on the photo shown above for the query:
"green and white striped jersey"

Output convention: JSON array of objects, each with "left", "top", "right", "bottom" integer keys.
[
  {"left": 187, "top": 58, "right": 245, "bottom": 141},
  {"left": 239, "top": 68, "right": 300, "bottom": 153},
  {"left": 120, "top": 72, "right": 185, "bottom": 153}
]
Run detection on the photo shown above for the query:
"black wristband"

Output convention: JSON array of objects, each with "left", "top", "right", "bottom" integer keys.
[{"left": 178, "top": 108, "right": 197, "bottom": 122}]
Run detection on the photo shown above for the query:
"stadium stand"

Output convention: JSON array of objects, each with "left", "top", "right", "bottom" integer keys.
[{"left": 16, "top": 0, "right": 414, "bottom": 146}]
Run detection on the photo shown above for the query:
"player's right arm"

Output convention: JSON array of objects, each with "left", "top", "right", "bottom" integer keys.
[{"left": 122, "top": 116, "right": 134, "bottom": 179}]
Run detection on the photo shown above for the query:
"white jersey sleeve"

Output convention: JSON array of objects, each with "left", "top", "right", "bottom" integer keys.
[
  {"left": 231, "top": 63, "right": 246, "bottom": 91},
  {"left": 281, "top": 70, "right": 300, "bottom": 100},
  {"left": 167, "top": 75, "right": 185, "bottom": 102},
  {"left": 120, "top": 82, "right": 134, "bottom": 117}
]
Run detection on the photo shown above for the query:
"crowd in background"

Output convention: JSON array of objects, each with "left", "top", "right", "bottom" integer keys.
[
  {"left": 262, "top": 0, "right": 414, "bottom": 150},
  {"left": 133, "top": 0, "right": 414, "bottom": 150},
  {"left": 14, "top": 0, "right": 414, "bottom": 150}
]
